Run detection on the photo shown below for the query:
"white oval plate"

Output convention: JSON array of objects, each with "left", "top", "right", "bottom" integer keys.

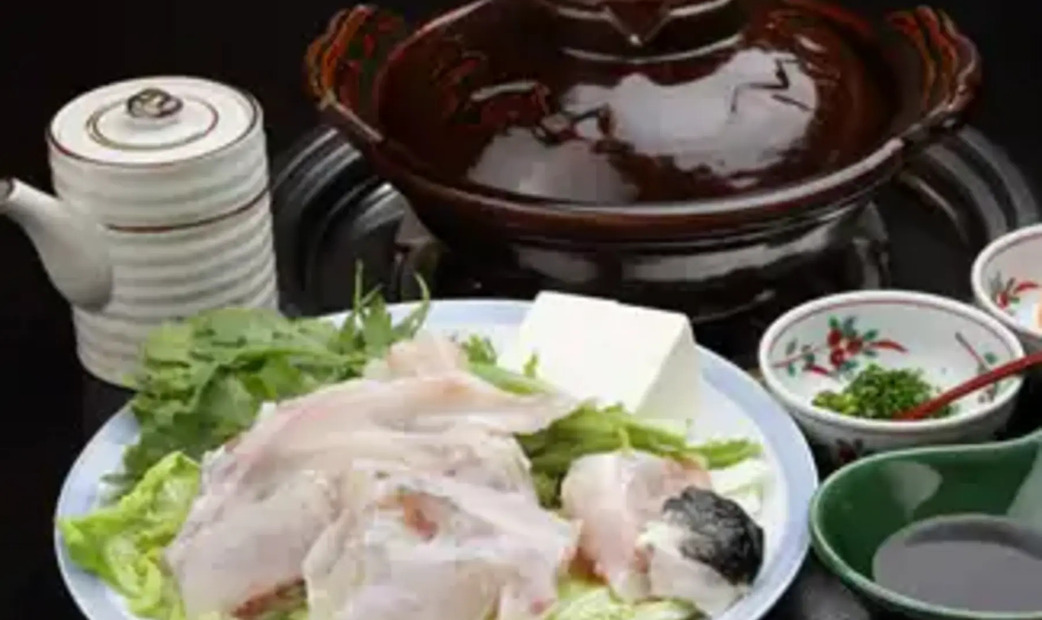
[{"left": 55, "top": 300, "right": 818, "bottom": 620}]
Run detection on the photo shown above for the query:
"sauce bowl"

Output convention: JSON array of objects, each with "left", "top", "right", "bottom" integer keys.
[
  {"left": 973, "top": 223, "right": 1042, "bottom": 356},
  {"left": 810, "top": 427, "right": 1042, "bottom": 619},
  {"left": 758, "top": 290, "right": 1024, "bottom": 467}
]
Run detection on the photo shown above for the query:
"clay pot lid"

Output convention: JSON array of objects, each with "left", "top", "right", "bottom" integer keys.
[{"left": 309, "top": 0, "right": 980, "bottom": 205}]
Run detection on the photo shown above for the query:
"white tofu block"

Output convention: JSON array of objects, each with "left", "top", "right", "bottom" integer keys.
[{"left": 500, "top": 291, "right": 701, "bottom": 421}]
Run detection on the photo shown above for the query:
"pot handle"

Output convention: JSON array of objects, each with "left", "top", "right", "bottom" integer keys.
[
  {"left": 888, "top": 6, "right": 982, "bottom": 148},
  {"left": 305, "top": 5, "right": 411, "bottom": 146}
]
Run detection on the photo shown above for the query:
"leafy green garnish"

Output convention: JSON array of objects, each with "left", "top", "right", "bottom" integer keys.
[
  {"left": 58, "top": 452, "right": 200, "bottom": 620},
  {"left": 469, "top": 362, "right": 555, "bottom": 396},
  {"left": 337, "top": 266, "right": 431, "bottom": 359},
  {"left": 812, "top": 363, "right": 954, "bottom": 420},
  {"left": 460, "top": 337, "right": 549, "bottom": 395},
  {"left": 109, "top": 267, "right": 430, "bottom": 497},
  {"left": 459, "top": 334, "right": 497, "bottom": 365},
  {"left": 688, "top": 439, "right": 764, "bottom": 470},
  {"left": 523, "top": 353, "right": 540, "bottom": 379}
]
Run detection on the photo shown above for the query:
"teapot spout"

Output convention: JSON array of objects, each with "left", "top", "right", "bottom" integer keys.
[{"left": 0, "top": 178, "right": 113, "bottom": 310}]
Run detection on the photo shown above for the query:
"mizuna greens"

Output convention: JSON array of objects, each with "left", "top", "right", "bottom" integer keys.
[{"left": 466, "top": 337, "right": 760, "bottom": 507}]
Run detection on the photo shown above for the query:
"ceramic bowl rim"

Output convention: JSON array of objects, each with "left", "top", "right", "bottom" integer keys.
[
  {"left": 972, "top": 223, "right": 1042, "bottom": 341},
  {"left": 809, "top": 439, "right": 1042, "bottom": 620},
  {"left": 757, "top": 289, "right": 1026, "bottom": 433}
]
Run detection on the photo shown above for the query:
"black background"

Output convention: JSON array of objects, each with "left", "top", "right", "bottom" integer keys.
[{"left": 0, "top": 0, "right": 1038, "bottom": 614}]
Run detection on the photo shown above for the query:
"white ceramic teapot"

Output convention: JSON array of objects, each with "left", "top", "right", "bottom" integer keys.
[{"left": 0, "top": 76, "right": 279, "bottom": 386}]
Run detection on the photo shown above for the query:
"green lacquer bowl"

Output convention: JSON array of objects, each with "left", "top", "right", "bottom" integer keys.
[{"left": 810, "top": 429, "right": 1042, "bottom": 619}]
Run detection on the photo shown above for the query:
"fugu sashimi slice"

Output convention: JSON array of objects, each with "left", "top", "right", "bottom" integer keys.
[
  {"left": 235, "top": 371, "right": 575, "bottom": 455},
  {"left": 169, "top": 382, "right": 561, "bottom": 616},
  {"left": 363, "top": 332, "right": 468, "bottom": 379},
  {"left": 304, "top": 510, "right": 503, "bottom": 620},
  {"left": 559, "top": 451, "right": 711, "bottom": 601},
  {"left": 207, "top": 425, "right": 536, "bottom": 503},
  {"left": 276, "top": 426, "right": 537, "bottom": 495},
  {"left": 169, "top": 427, "right": 537, "bottom": 616},
  {"left": 187, "top": 373, "right": 573, "bottom": 532},
  {"left": 304, "top": 474, "right": 579, "bottom": 620},
  {"left": 165, "top": 470, "right": 351, "bottom": 618}
]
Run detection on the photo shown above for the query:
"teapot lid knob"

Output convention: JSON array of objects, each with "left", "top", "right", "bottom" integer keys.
[{"left": 125, "top": 87, "right": 184, "bottom": 122}]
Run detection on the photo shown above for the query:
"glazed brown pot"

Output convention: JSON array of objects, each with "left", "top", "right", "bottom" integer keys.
[{"left": 305, "top": 0, "right": 979, "bottom": 308}]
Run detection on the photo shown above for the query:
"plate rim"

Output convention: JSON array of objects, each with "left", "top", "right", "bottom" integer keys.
[{"left": 54, "top": 298, "right": 818, "bottom": 620}]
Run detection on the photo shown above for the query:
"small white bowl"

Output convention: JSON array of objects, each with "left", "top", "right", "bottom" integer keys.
[
  {"left": 972, "top": 223, "right": 1042, "bottom": 355},
  {"left": 758, "top": 290, "right": 1025, "bottom": 467}
]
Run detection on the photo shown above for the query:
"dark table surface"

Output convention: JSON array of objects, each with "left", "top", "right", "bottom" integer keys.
[{"left": 3, "top": 0, "right": 1042, "bottom": 617}]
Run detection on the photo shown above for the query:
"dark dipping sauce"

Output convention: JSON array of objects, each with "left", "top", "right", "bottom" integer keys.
[{"left": 872, "top": 515, "right": 1042, "bottom": 613}]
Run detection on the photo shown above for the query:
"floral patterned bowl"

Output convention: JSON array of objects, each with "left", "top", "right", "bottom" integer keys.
[
  {"left": 758, "top": 290, "right": 1025, "bottom": 468},
  {"left": 972, "top": 224, "right": 1042, "bottom": 355}
]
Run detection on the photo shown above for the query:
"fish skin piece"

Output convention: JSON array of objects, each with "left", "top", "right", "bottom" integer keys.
[
  {"left": 660, "top": 488, "right": 764, "bottom": 585},
  {"left": 559, "top": 451, "right": 712, "bottom": 602},
  {"left": 304, "top": 473, "right": 580, "bottom": 620},
  {"left": 641, "top": 488, "right": 764, "bottom": 616}
]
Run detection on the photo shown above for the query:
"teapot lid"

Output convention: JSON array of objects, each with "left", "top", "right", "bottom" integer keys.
[
  {"left": 325, "top": 0, "right": 940, "bottom": 204},
  {"left": 48, "top": 76, "right": 260, "bottom": 167}
]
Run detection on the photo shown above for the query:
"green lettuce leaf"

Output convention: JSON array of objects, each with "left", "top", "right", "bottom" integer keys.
[
  {"left": 548, "top": 576, "right": 698, "bottom": 620},
  {"left": 57, "top": 452, "right": 200, "bottom": 620}
]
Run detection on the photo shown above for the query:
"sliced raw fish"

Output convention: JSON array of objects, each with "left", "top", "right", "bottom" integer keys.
[
  {"left": 304, "top": 473, "right": 580, "bottom": 620},
  {"left": 560, "top": 451, "right": 763, "bottom": 615},
  {"left": 363, "top": 332, "right": 468, "bottom": 379},
  {"left": 166, "top": 470, "right": 347, "bottom": 618},
  {"left": 167, "top": 369, "right": 572, "bottom": 617},
  {"left": 168, "top": 426, "right": 538, "bottom": 616},
  {"left": 244, "top": 370, "right": 575, "bottom": 441},
  {"left": 560, "top": 451, "right": 712, "bottom": 600},
  {"left": 184, "top": 372, "right": 572, "bottom": 535}
]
